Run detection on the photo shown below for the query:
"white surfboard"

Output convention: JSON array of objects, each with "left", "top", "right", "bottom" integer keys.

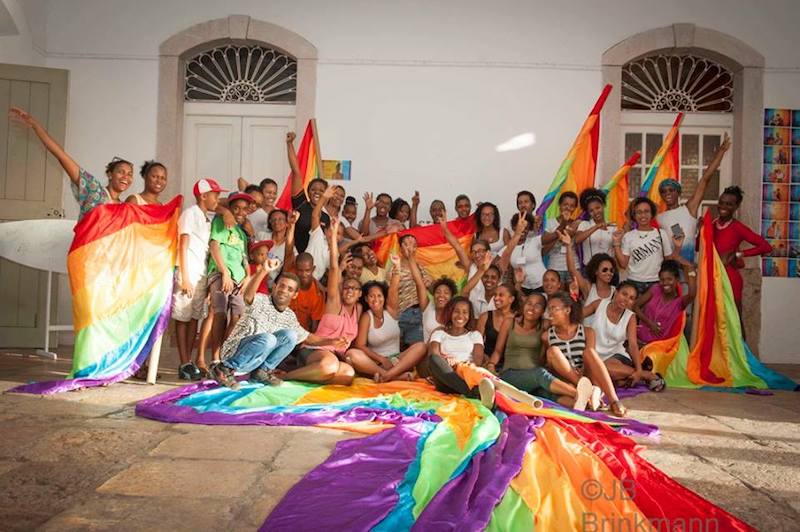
[{"left": 0, "top": 219, "right": 76, "bottom": 274}]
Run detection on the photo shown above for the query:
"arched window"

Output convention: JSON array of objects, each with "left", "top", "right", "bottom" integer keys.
[
  {"left": 621, "top": 54, "right": 733, "bottom": 113},
  {"left": 184, "top": 44, "right": 297, "bottom": 103}
]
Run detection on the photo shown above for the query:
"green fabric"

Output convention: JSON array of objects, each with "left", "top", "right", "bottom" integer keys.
[
  {"left": 487, "top": 487, "right": 535, "bottom": 532},
  {"left": 207, "top": 216, "right": 248, "bottom": 282}
]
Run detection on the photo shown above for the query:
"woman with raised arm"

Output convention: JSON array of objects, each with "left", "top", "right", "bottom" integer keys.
[
  {"left": 10, "top": 106, "right": 133, "bottom": 218},
  {"left": 394, "top": 234, "right": 434, "bottom": 346},
  {"left": 126, "top": 161, "right": 167, "bottom": 206},
  {"left": 499, "top": 211, "right": 547, "bottom": 295},
  {"left": 345, "top": 254, "right": 429, "bottom": 382},
  {"left": 281, "top": 218, "right": 358, "bottom": 385},
  {"left": 287, "top": 131, "right": 330, "bottom": 253},
  {"left": 561, "top": 231, "right": 617, "bottom": 327},
  {"left": 574, "top": 188, "right": 615, "bottom": 266}
]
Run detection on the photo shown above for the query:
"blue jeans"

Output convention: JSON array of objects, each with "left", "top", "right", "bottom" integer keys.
[
  {"left": 398, "top": 306, "right": 423, "bottom": 345},
  {"left": 222, "top": 330, "right": 298, "bottom": 374}
]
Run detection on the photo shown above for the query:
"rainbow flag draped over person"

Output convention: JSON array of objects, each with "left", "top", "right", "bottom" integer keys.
[
  {"left": 535, "top": 84, "right": 611, "bottom": 227},
  {"left": 373, "top": 217, "right": 474, "bottom": 287},
  {"left": 136, "top": 377, "right": 753, "bottom": 531},
  {"left": 638, "top": 113, "right": 683, "bottom": 213},
  {"left": 275, "top": 120, "right": 320, "bottom": 211},
  {"left": 601, "top": 151, "right": 640, "bottom": 227},
  {"left": 641, "top": 211, "right": 797, "bottom": 391},
  {"left": 12, "top": 198, "right": 181, "bottom": 395}
]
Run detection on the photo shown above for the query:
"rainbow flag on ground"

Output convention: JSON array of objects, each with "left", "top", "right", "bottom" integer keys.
[
  {"left": 535, "top": 84, "right": 611, "bottom": 227},
  {"left": 275, "top": 120, "right": 320, "bottom": 211},
  {"left": 639, "top": 113, "right": 683, "bottom": 213},
  {"left": 601, "top": 151, "right": 640, "bottom": 227},
  {"left": 12, "top": 198, "right": 181, "bottom": 395},
  {"left": 373, "top": 217, "right": 474, "bottom": 287},
  {"left": 641, "top": 211, "right": 797, "bottom": 391},
  {"left": 136, "top": 377, "right": 753, "bottom": 530}
]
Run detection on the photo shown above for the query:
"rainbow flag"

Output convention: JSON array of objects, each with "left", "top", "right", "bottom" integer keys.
[
  {"left": 535, "top": 84, "right": 611, "bottom": 227},
  {"left": 12, "top": 198, "right": 181, "bottom": 395},
  {"left": 639, "top": 113, "right": 683, "bottom": 213},
  {"left": 373, "top": 217, "right": 474, "bottom": 287},
  {"left": 641, "top": 211, "right": 797, "bottom": 391},
  {"left": 601, "top": 151, "right": 640, "bottom": 227},
  {"left": 136, "top": 377, "right": 752, "bottom": 531},
  {"left": 276, "top": 120, "right": 320, "bottom": 211}
]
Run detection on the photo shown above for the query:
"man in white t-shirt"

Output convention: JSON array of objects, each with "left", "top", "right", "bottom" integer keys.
[
  {"left": 500, "top": 212, "right": 547, "bottom": 293},
  {"left": 656, "top": 133, "right": 730, "bottom": 263},
  {"left": 173, "top": 178, "right": 227, "bottom": 380}
]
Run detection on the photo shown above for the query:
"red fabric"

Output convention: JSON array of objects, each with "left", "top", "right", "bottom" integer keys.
[
  {"left": 555, "top": 419, "right": 755, "bottom": 531},
  {"left": 371, "top": 215, "right": 475, "bottom": 252},
  {"left": 70, "top": 196, "right": 182, "bottom": 251},
  {"left": 712, "top": 218, "right": 772, "bottom": 304},
  {"left": 275, "top": 121, "right": 315, "bottom": 211},
  {"left": 699, "top": 214, "right": 725, "bottom": 383},
  {"left": 248, "top": 263, "right": 269, "bottom": 295}
]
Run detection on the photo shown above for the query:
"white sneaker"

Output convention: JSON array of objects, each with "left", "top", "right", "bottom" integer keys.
[
  {"left": 589, "top": 385, "right": 604, "bottom": 411},
  {"left": 478, "top": 378, "right": 496, "bottom": 410},
  {"left": 573, "top": 377, "right": 593, "bottom": 411}
]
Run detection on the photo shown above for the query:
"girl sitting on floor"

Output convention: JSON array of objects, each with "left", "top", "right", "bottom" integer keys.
[{"left": 634, "top": 259, "right": 697, "bottom": 345}]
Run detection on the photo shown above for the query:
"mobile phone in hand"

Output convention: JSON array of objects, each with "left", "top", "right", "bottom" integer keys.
[{"left": 670, "top": 223, "right": 684, "bottom": 239}]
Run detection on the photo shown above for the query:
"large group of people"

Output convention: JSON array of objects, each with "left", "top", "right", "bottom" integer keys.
[{"left": 11, "top": 105, "right": 774, "bottom": 417}]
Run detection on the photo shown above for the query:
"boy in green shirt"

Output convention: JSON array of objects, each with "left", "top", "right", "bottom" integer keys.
[{"left": 208, "top": 192, "right": 253, "bottom": 363}]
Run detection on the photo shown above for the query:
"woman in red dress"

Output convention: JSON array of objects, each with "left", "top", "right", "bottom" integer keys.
[{"left": 712, "top": 186, "right": 772, "bottom": 311}]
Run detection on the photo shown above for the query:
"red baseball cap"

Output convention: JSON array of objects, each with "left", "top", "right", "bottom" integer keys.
[
  {"left": 228, "top": 192, "right": 256, "bottom": 204},
  {"left": 248, "top": 240, "right": 274, "bottom": 253},
  {"left": 193, "top": 178, "right": 227, "bottom": 196}
]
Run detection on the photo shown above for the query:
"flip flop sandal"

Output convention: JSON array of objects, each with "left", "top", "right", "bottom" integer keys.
[
  {"left": 649, "top": 373, "right": 666, "bottom": 392},
  {"left": 610, "top": 401, "right": 628, "bottom": 418}
]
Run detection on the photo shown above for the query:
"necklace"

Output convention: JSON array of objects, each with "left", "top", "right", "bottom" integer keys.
[{"left": 714, "top": 218, "right": 733, "bottom": 230}]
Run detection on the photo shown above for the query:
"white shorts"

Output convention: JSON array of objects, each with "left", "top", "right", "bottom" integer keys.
[{"left": 171, "top": 273, "right": 208, "bottom": 322}]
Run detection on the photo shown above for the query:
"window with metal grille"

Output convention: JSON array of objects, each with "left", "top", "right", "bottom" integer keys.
[
  {"left": 621, "top": 54, "right": 733, "bottom": 113},
  {"left": 184, "top": 44, "right": 297, "bottom": 103}
]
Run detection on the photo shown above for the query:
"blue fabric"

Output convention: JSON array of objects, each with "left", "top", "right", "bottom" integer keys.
[{"left": 398, "top": 306, "right": 423, "bottom": 345}]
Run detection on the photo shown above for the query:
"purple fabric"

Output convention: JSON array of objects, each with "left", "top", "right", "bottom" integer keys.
[
  {"left": 413, "top": 414, "right": 535, "bottom": 531},
  {"left": 10, "top": 301, "right": 171, "bottom": 395},
  {"left": 135, "top": 381, "right": 440, "bottom": 427},
  {"left": 261, "top": 424, "right": 425, "bottom": 532},
  {"left": 615, "top": 383, "right": 651, "bottom": 399}
]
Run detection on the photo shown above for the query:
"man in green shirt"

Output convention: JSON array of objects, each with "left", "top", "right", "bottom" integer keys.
[{"left": 208, "top": 192, "right": 253, "bottom": 363}]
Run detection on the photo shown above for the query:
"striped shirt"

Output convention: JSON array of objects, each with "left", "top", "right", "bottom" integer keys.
[{"left": 547, "top": 324, "right": 586, "bottom": 370}]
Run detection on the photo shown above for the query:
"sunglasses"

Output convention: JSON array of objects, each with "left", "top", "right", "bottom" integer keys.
[{"left": 599, "top": 267, "right": 615, "bottom": 273}]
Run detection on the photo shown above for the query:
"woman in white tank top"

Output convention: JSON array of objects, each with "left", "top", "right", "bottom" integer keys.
[
  {"left": 562, "top": 232, "right": 617, "bottom": 327},
  {"left": 583, "top": 282, "right": 665, "bottom": 392},
  {"left": 125, "top": 160, "right": 167, "bottom": 206},
  {"left": 346, "top": 255, "right": 429, "bottom": 381}
]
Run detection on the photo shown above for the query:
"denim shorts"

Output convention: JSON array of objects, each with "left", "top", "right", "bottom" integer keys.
[{"left": 398, "top": 306, "right": 423, "bottom": 345}]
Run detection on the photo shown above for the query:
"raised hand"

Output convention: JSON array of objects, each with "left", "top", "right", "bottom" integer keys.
[
  {"left": 411, "top": 190, "right": 420, "bottom": 206},
  {"left": 288, "top": 210, "right": 300, "bottom": 226},
  {"left": 322, "top": 186, "right": 337, "bottom": 201},
  {"left": 719, "top": 132, "right": 731, "bottom": 154},
  {"left": 389, "top": 254, "right": 402, "bottom": 270},
  {"left": 514, "top": 212, "right": 529, "bottom": 235},
  {"left": 557, "top": 229, "right": 572, "bottom": 246},
  {"left": 363, "top": 192, "right": 375, "bottom": 211},
  {"left": 286, "top": 131, "right": 296, "bottom": 144},
  {"left": 612, "top": 228, "right": 624, "bottom": 246},
  {"left": 481, "top": 252, "right": 493, "bottom": 270},
  {"left": 8, "top": 106, "right": 37, "bottom": 128},
  {"left": 328, "top": 216, "right": 341, "bottom": 241},
  {"left": 264, "top": 258, "right": 282, "bottom": 272}
]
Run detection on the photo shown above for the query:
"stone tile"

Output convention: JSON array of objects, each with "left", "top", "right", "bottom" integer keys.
[
  {"left": 0, "top": 460, "right": 20, "bottom": 477},
  {"left": 0, "top": 394, "right": 122, "bottom": 418},
  {"left": 270, "top": 429, "right": 353, "bottom": 474},
  {"left": 22, "top": 426, "right": 168, "bottom": 463},
  {"left": 149, "top": 426, "right": 289, "bottom": 462},
  {"left": 232, "top": 472, "right": 307, "bottom": 530},
  {"left": 97, "top": 459, "right": 262, "bottom": 498},
  {"left": 41, "top": 495, "right": 237, "bottom": 532}
]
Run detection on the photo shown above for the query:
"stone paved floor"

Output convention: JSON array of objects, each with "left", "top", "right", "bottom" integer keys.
[{"left": 0, "top": 348, "right": 798, "bottom": 531}]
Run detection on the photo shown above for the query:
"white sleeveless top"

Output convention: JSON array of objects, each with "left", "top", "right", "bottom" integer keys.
[
  {"left": 583, "top": 284, "right": 615, "bottom": 327},
  {"left": 592, "top": 299, "right": 633, "bottom": 361},
  {"left": 131, "top": 193, "right": 147, "bottom": 205},
  {"left": 368, "top": 311, "right": 401, "bottom": 356}
]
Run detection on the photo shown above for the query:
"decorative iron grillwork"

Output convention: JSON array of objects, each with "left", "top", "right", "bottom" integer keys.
[
  {"left": 621, "top": 55, "right": 733, "bottom": 112},
  {"left": 184, "top": 45, "right": 297, "bottom": 103}
]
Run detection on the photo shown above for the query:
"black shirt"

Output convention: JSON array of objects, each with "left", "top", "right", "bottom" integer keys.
[{"left": 292, "top": 192, "right": 330, "bottom": 253}]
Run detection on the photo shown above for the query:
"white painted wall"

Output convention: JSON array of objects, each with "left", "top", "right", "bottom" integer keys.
[{"left": 1, "top": 0, "right": 798, "bottom": 361}]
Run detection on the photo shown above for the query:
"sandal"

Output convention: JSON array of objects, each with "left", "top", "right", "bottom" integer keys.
[
  {"left": 609, "top": 400, "right": 628, "bottom": 418},
  {"left": 196, "top": 366, "right": 212, "bottom": 380},
  {"left": 648, "top": 373, "right": 666, "bottom": 392}
]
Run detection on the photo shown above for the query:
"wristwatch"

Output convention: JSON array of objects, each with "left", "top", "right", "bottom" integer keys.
[
  {"left": 687, "top": 270, "right": 697, "bottom": 277},
  {"left": 735, "top": 251, "right": 743, "bottom": 259}
]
